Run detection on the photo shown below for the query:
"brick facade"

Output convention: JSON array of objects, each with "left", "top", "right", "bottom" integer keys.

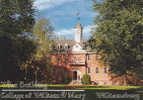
[
  {"left": 51, "top": 52, "right": 127, "bottom": 85},
  {"left": 51, "top": 22, "right": 127, "bottom": 85}
]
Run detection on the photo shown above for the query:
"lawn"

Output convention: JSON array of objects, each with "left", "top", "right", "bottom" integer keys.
[
  {"left": 0, "top": 84, "right": 16, "bottom": 88},
  {"left": 0, "top": 84, "right": 143, "bottom": 90},
  {"left": 35, "top": 84, "right": 143, "bottom": 90}
]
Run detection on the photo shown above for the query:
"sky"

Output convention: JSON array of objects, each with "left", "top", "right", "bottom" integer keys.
[{"left": 34, "top": 0, "right": 98, "bottom": 40}]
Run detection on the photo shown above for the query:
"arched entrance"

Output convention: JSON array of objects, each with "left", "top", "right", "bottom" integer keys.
[
  {"left": 72, "top": 70, "right": 82, "bottom": 81},
  {"left": 73, "top": 71, "right": 77, "bottom": 80}
]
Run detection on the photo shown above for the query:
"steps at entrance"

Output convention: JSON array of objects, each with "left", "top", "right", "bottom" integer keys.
[{"left": 69, "top": 80, "right": 82, "bottom": 85}]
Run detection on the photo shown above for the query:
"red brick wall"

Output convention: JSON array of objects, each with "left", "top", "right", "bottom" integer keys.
[{"left": 50, "top": 52, "right": 126, "bottom": 85}]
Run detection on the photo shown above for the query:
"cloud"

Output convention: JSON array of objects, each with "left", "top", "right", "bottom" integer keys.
[
  {"left": 34, "top": 0, "right": 77, "bottom": 10},
  {"left": 83, "top": 25, "right": 96, "bottom": 35},
  {"left": 55, "top": 25, "right": 97, "bottom": 39},
  {"left": 56, "top": 28, "right": 74, "bottom": 36},
  {"left": 83, "top": 25, "right": 97, "bottom": 39}
]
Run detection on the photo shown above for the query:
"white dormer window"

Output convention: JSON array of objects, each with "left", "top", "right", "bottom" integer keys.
[
  {"left": 58, "top": 44, "right": 60, "bottom": 49},
  {"left": 65, "top": 44, "right": 68, "bottom": 49}
]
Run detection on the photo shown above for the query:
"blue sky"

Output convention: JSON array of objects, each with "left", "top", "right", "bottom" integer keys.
[{"left": 34, "top": 0, "right": 98, "bottom": 40}]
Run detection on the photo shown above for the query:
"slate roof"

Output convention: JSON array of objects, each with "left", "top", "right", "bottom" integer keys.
[{"left": 52, "top": 37, "right": 86, "bottom": 53}]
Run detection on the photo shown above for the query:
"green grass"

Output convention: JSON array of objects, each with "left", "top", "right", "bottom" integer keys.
[
  {"left": 0, "top": 84, "right": 16, "bottom": 88},
  {"left": 35, "top": 84, "right": 82, "bottom": 87},
  {"left": 0, "top": 84, "right": 143, "bottom": 90},
  {"left": 77, "top": 86, "right": 143, "bottom": 90},
  {"left": 34, "top": 84, "right": 143, "bottom": 90}
]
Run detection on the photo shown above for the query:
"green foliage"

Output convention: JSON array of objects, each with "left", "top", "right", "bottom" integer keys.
[
  {"left": 33, "top": 18, "right": 54, "bottom": 58},
  {"left": 81, "top": 74, "right": 91, "bottom": 85},
  {"left": 0, "top": 0, "right": 35, "bottom": 37},
  {"left": 89, "top": 0, "right": 143, "bottom": 82},
  {"left": 24, "top": 18, "right": 54, "bottom": 83},
  {"left": 0, "top": 0, "right": 36, "bottom": 81},
  {"left": 33, "top": 18, "right": 54, "bottom": 40}
]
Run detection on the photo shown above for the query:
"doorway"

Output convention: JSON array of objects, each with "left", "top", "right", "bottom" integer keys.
[{"left": 73, "top": 71, "right": 77, "bottom": 80}]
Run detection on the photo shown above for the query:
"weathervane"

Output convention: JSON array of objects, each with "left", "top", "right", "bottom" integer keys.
[{"left": 76, "top": 12, "right": 80, "bottom": 21}]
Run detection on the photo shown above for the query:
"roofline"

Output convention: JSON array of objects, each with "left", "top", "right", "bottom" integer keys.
[{"left": 50, "top": 51, "right": 96, "bottom": 55}]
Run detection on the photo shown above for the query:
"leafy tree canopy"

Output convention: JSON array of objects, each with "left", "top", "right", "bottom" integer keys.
[
  {"left": 23, "top": 18, "right": 55, "bottom": 83},
  {"left": 0, "top": 0, "right": 36, "bottom": 81},
  {"left": 89, "top": 0, "right": 143, "bottom": 81}
]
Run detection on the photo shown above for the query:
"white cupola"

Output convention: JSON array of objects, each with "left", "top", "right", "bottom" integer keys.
[{"left": 74, "top": 22, "right": 83, "bottom": 43}]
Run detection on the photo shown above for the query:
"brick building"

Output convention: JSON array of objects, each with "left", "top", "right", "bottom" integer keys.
[{"left": 51, "top": 22, "right": 126, "bottom": 85}]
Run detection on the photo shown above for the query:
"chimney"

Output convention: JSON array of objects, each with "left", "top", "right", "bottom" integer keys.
[
  {"left": 62, "top": 36, "right": 66, "bottom": 40},
  {"left": 55, "top": 36, "right": 59, "bottom": 40}
]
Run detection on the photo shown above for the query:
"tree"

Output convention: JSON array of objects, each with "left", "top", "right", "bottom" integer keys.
[
  {"left": 24, "top": 18, "right": 54, "bottom": 83},
  {"left": 0, "top": 0, "right": 35, "bottom": 37},
  {"left": 0, "top": 0, "right": 36, "bottom": 81},
  {"left": 81, "top": 74, "right": 91, "bottom": 85},
  {"left": 89, "top": 0, "right": 143, "bottom": 84},
  {"left": 33, "top": 18, "right": 54, "bottom": 58}
]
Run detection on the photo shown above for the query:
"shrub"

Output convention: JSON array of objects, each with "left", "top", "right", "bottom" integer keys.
[{"left": 81, "top": 74, "right": 91, "bottom": 85}]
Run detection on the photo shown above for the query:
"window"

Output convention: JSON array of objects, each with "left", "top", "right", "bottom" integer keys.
[
  {"left": 96, "top": 67, "right": 99, "bottom": 73},
  {"left": 76, "top": 45, "right": 78, "bottom": 48},
  {"left": 104, "top": 82, "right": 107, "bottom": 86},
  {"left": 120, "top": 81, "right": 124, "bottom": 85},
  {"left": 87, "top": 55, "right": 90, "bottom": 60},
  {"left": 74, "top": 57, "right": 77, "bottom": 61},
  {"left": 56, "top": 57, "right": 59, "bottom": 62},
  {"left": 58, "top": 44, "right": 60, "bottom": 49},
  {"left": 68, "top": 45, "right": 70, "bottom": 49},
  {"left": 64, "top": 44, "right": 67, "bottom": 49},
  {"left": 60, "top": 45, "right": 62, "bottom": 49},
  {"left": 64, "top": 56, "right": 67, "bottom": 61},
  {"left": 104, "top": 67, "right": 107, "bottom": 74},
  {"left": 112, "top": 82, "right": 115, "bottom": 85},
  {"left": 88, "top": 68, "right": 91, "bottom": 73},
  {"left": 96, "top": 82, "right": 99, "bottom": 85}
]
